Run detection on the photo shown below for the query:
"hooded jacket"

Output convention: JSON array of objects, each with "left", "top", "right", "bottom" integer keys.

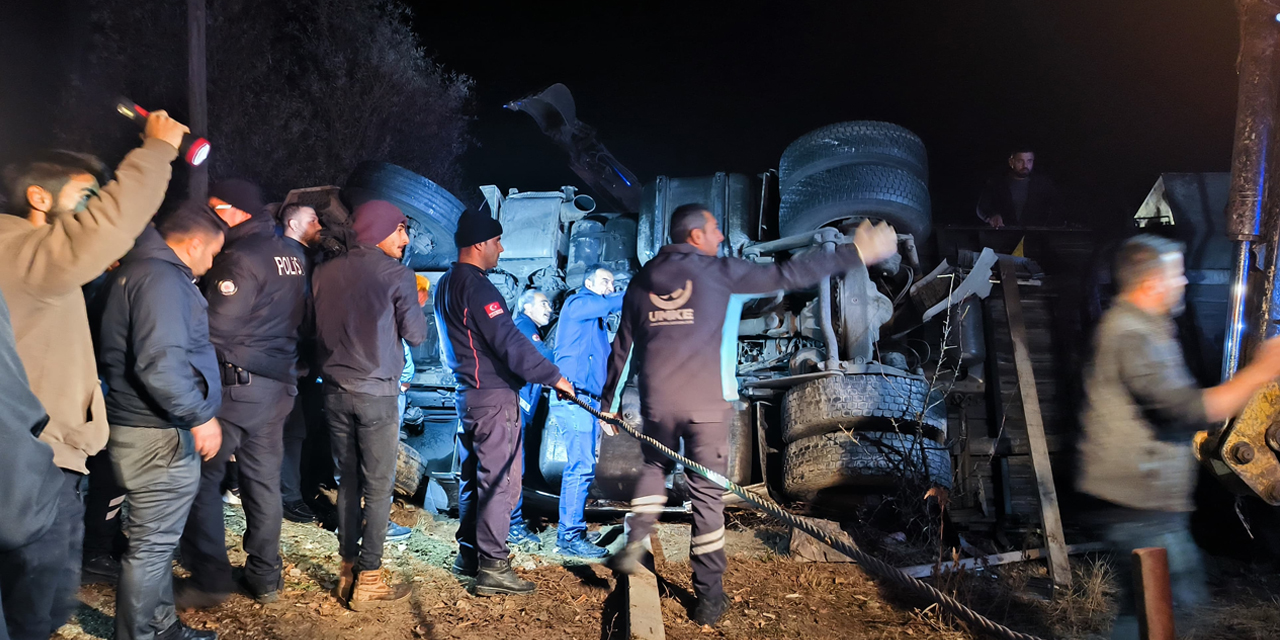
[
  {"left": 97, "top": 226, "right": 222, "bottom": 428},
  {"left": 0, "top": 138, "right": 177, "bottom": 471}
]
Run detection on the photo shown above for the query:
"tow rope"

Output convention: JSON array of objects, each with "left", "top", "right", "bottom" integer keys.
[{"left": 565, "top": 393, "right": 1048, "bottom": 640}]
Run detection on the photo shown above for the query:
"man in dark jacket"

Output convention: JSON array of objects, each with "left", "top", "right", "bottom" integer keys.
[
  {"left": 178, "top": 182, "right": 311, "bottom": 608},
  {"left": 507, "top": 288, "right": 554, "bottom": 548},
  {"left": 0, "top": 290, "right": 65, "bottom": 640},
  {"left": 434, "top": 210, "right": 573, "bottom": 596},
  {"left": 312, "top": 201, "right": 426, "bottom": 610},
  {"left": 98, "top": 202, "right": 226, "bottom": 640},
  {"left": 551, "top": 266, "right": 623, "bottom": 558},
  {"left": 975, "top": 147, "right": 1063, "bottom": 228},
  {"left": 601, "top": 203, "right": 898, "bottom": 626}
]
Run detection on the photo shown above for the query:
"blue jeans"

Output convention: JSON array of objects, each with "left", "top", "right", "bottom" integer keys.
[{"left": 552, "top": 399, "right": 599, "bottom": 541}]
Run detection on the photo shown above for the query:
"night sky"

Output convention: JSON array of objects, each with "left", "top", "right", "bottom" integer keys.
[{"left": 1, "top": 1, "right": 1242, "bottom": 228}]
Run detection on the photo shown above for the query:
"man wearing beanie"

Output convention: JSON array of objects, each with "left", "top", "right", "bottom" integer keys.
[
  {"left": 434, "top": 209, "right": 574, "bottom": 597},
  {"left": 176, "top": 179, "right": 314, "bottom": 608},
  {"left": 311, "top": 200, "right": 426, "bottom": 609}
]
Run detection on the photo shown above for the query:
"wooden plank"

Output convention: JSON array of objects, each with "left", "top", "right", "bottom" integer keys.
[
  {"left": 998, "top": 259, "right": 1071, "bottom": 588},
  {"left": 899, "top": 542, "right": 1107, "bottom": 578},
  {"left": 625, "top": 533, "right": 665, "bottom": 640}
]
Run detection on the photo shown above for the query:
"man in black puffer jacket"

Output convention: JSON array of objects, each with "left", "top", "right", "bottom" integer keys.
[{"left": 96, "top": 202, "right": 226, "bottom": 640}]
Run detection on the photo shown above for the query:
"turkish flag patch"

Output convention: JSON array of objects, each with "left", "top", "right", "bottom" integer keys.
[{"left": 485, "top": 302, "right": 504, "bottom": 318}]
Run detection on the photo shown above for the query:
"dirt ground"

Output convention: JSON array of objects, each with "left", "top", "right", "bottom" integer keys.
[{"left": 53, "top": 503, "right": 1280, "bottom": 640}]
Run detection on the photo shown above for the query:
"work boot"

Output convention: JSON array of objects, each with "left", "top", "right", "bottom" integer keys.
[
  {"left": 507, "top": 522, "right": 541, "bottom": 548},
  {"left": 81, "top": 553, "right": 121, "bottom": 585},
  {"left": 173, "top": 578, "right": 229, "bottom": 610},
  {"left": 283, "top": 499, "right": 317, "bottom": 524},
  {"left": 555, "top": 535, "right": 606, "bottom": 559},
  {"left": 156, "top": 621, "right": 217, "bottom": 640},
  {"left": 243, "top": 574, "right": 283, "bottom": 604},
  {"left": 348, "top": 569, "right": 411, "bottom": 611},
  {"left": 605, "top": 541, "right": 646, "bottom": 575},
  {"left": 451, "top": 553, "right": 478, "bottom": 578},
  {"left": 474, "top": 558, "right": 535, "bottom": 597},
  {"left": 691, "top": 594, "right": 730, "bottom": 627},
  {"left": 334, "top": 559, "right": 356, "bottom": 603}
]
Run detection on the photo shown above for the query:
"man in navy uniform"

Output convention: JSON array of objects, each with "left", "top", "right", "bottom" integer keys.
[
  {"left": 601, "top": 203, "right": 898, "bottom": 626},
  {"left": 435, "top": 210, "right": 573, "bottom": 596},
  {"left": 506, "top": 288, "right": 554, "bottom": 549},
  {"left": 178, "top": 182, "right": 312, "bottom": 607},
  {"left": 551, "top": 266, "right": 622, "bottom": 558}
]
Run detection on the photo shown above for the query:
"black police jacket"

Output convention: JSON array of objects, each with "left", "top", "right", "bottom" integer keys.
[
  {"left": 434, "top": 262, "right": 561, "bottom": 393},
  {"left": 97, "top": 226, "right": 222, "bottom": 429},
  {"left": 203, "top": 215, "right": 309, "bottom": 383},
  {"left": 602, "top": 242, "right": 865, "bottom": 413}
]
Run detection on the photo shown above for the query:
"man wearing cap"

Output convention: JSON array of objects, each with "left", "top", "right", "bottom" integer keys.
[
  {"left": 435, "top": 211, "right": 574, "bottom": 597},
  {"left": 176, "top": 182, "right": 314, "bottom": 608},
  {"left": 312, "top": 201, "right": 427, "bottom": 610}
]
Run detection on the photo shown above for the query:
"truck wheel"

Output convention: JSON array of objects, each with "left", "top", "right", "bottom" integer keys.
[
  {"left": 782, "top": 374, "right": 946, "bottom": 444},
  {"left": 395, "top": 440, "right": 427, "bottom": 497},
  {"left": 778, "top": 164, "right": 931, "bottom": 239},
  {"left": 782, "top": 431, "right": 951, "bottom": 503},
  {"left": 779, "top": 121, "right": 928, "bottom": 190},
  {"left": 343, "top": 161, "right": 466, "bottom": 270}
]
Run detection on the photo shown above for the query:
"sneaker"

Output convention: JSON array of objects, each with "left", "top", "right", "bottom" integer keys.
[
  {"left": 451, "top": 553, "right": 478, "bottom": 578},
  {"left": 586, "top": 530, "right": 603, "bottom": 544},
  {"left": 156, "top": 621, "right": 217, "bottom": 640},
  {"left": 555, "top": 535, "right": 606, "bottom": 559},
  {"left": 222, "top": 489, "right": 242, "bottom": 506},
  {"left": 507, "top": 522, "right": 541, "bottom": 547},
  {"left": 242, "top": 574, "right": 283, "bottom": 604},
  {"left": 348, "top": 569, "right": 411, "bottom": 611},
  {"left": 475, "top": 558, "right": 535, "bottom": 596},
  {"left": 691, "top": 594, "right": 730, "bottom": 627},
  {"left": 386, "top": 521, "right": 412, "bottom": 542},
  {"left": 81, "top": 553, "right": 121, "bottom": 585},
  {"left": 283, "top": 499, "right": 318, "bottom": 524}
]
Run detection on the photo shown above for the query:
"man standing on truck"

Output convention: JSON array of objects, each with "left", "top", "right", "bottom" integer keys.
[
  {"left": 975, "top": 146, "right": 1063, "bottom": 228},
  {"left": 601, "top": 203, "right": 898, "bottom": 627},
  {"left": 551, "top": 265, "right": 623, "bottom": 558},
  {"left": 435, "top": 210, "right": 574, "bottom": 596},
  {"left": 1077, "top": 234, "right": 1280, "bottom": 639},
  {"left": 507, "top": 288, "right": 555, "bottom": 549},
  {"left": 177, "top": 188, "right": 313, "bottom": 609}
]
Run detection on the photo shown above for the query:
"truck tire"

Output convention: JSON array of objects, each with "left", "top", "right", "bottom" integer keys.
[
  {"left": 779, "top": 164, "right": 931, "bottom": 239},
  {"left": 395, "top": 440, "right": 427, "bottom": 497},
  {"left": 782, "top": 431, "right": 951, "bottom": 502},
  {"left": 779, "top": 121, "right": 928, "bottom": 190},
  {"left": 782, "top": 373, "right": 946, "bottom": 444},
  {"left": 343, "top": 161, "right": 466, "bottom": 270}
]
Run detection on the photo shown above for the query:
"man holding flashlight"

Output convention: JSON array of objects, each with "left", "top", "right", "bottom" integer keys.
[{"left": 0, "top": 110, "right": 187, "bottom": 640}]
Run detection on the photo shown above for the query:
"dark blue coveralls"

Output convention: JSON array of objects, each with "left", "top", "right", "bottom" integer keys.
[
  {"left": 434, "top": 264, "right": 562, "bottom": 563},
  {"left": 508, "top": 312, "right": 552, "bottom": 530},
  {"left": 601, "top": 242, "right": 866, "bottom": 603},
  {"left": 181, "top": 215, "right": 309, "bottom": 596}
]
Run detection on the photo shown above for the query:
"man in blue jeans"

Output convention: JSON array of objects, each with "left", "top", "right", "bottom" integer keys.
[
  {"left": 552, "top": 265, "right": 623, "bottom": 558},
  {"left": 506, "top": 288, "right": 554, "bottom": 548}
]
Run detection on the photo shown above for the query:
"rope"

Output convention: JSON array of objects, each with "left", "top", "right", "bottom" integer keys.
[{"left": 566, "top": 393, "right": 1049, "bottom": 640}]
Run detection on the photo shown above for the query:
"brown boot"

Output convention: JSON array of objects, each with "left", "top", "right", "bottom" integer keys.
[
  {"left": 348, "top": 570, "right": 411, "bottom": 611},
  {"left": 333, "top": 560, "right": 356, "bottom": 603}
]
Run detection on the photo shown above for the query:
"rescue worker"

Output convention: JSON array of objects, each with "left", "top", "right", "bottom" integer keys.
[
  {"left": 177, "top": 188, "right": 313, "bottom": 608},
  {"left": 551, "top": 266, "right": 623, "bottom": 558},
  {"left": 435, "top": 210, "right": 574, "bottom": 596},
  {"left": 312, "top": 200, "right": 426, "bottom": 609},
  {"left": 507, "top": 288, "right": 554, "bottom": 548},
  {"left": 601, "top": 203, "right": 898, "bottom": 626}
]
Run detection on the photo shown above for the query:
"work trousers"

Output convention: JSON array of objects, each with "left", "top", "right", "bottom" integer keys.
[
  {"left": 624, "top": 403, "right": 731, "bottom": 602},
  {"left": 325, "top": 392, "right": 399, "bottom": 572},
  {"left": 83, "top": 451, "right": 126, "bottom": 559},
  {"left": 110, "top": 426, "right": 201, "bottom": 640},
  {"left": 181, "top": 377, "right": 295, "bottom": 594},
  {"left": 551, "top": 399, "right": 599, "bottom": 541},
  {"left": 0, "top": 470, "right": 83, "bottom": 640},
  {"left": 456, "top": 388, "right": 523, "bottom": 563}
]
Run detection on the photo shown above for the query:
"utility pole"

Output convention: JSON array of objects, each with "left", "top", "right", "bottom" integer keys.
[{"left": 188, "top": 0, "right": 208, "bottom": 200}]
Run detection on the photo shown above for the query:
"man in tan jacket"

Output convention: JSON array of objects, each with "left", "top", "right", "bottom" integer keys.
[{"left": 0, "top": 111, "right": 188, "bottom": 639}]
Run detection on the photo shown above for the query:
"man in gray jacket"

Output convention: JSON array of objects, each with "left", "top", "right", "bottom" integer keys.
[
  {"left": 98, "top": 203, "right": 226, "bottom": 640},
  {"left": 1077, "top": 234, "right": 1280, "bottom": 639}
]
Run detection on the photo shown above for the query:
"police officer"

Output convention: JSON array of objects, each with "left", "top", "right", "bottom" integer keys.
[
  {"left": 435, "top": 211, "right": 574, "bottom": 596},
  {"left": 507, "top": 288, "right": 554, "bottom": 548},
  {"left": 177, "top": 180, "right": 311, "bottom": 607},
  {"left": 551, "top": 266, "right": 622, "bottom": 558},
  {"left": 601, "top": 203, "right": 898, "bottom": 626}
]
